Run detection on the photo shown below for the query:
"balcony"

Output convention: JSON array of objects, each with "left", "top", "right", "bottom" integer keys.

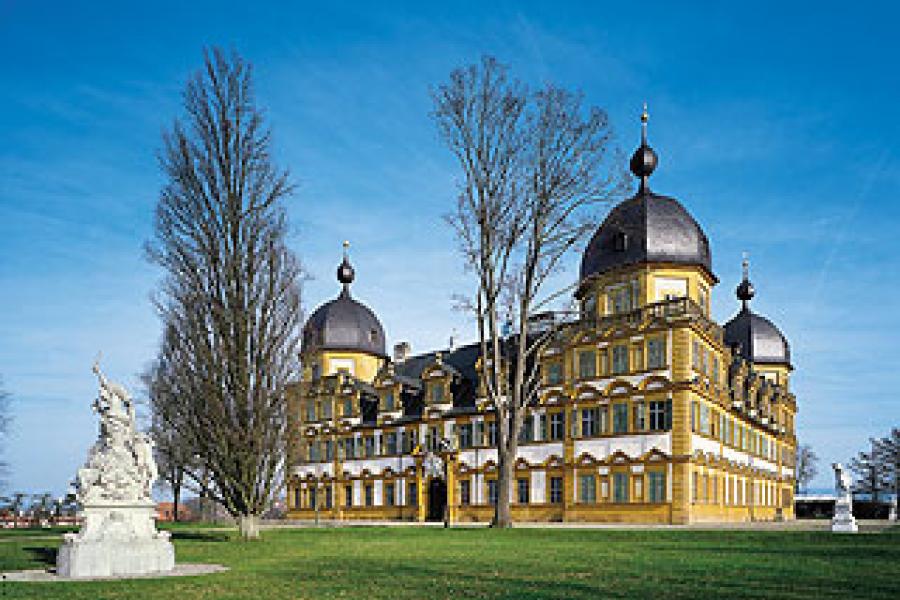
[{"left": 547, "top": 296, "right": 724, "bottom": 345}]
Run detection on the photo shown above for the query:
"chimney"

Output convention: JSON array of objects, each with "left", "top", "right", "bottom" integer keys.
[{"left": 393, "top": 341, "right": 411, "bottom": 363}]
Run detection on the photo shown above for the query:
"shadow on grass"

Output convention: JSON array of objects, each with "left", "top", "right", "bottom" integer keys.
[
  {"left": 23, "top": 546, "right": 57, "bottom": 567},
  {"left": 170, "top": 531, "right": 230, "bottom": 542}
]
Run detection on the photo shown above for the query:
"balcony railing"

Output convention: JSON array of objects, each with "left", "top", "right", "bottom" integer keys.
[{"left": 548, "top": 296, "right": 724, "bottom": 344}]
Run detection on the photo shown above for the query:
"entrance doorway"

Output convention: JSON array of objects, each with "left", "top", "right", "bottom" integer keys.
[{"left": 427, "top": 478, "right": 447, "bottom": 522}]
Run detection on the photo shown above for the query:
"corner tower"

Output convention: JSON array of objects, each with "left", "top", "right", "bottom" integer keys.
[
  {"left": 577, "top": 105, "right": 716, "bottom": 318},
  {"left": 300, "top": 242, "right": 387, "bottom": 383}
]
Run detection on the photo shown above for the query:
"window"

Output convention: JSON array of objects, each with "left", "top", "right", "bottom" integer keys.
[
  {"left": 581, "top": 408, "right": 600, "bottom": 438},
  {"left": 426, "top": 426, "right": 439, "bottom": 452},
  {"left": 310, "top": 487, "right": 317, "bottom": 509},
  {"left": 579, "top": 475, "right": 596, "bottom": 503},
  {"left": 692, "top": 340, "right": 701, "bottom": 370},
  {"left": 539, "top": 414, "right": 548, "bottom": 441},
  {"left": 578, "top": 350, "right": 596, "bottom": 379},
  {"left": 649, "top": 400, "right": 672, "bottom": 431},
  {"left": 345, "top": 485, "right": 353, "bottom": 507},
  {"left": 325, "top": 440, "right": 334, "bottom": 461},
  {"left": 459, "top": 423, "right": 473, "bottom": 449},
  {"left": 699, "top": 286, "right": 708, "bottom": 315},
  {"left": 385, "top": 483, "right": 395, "bottom": 506},
  {"left": 385, "top": 432, "right": 397, "bottom": 455},
  {"left": 325, "top": 486, "right": 333, "bottom": 509},
  {"left": 384, "top": 392, "right": 394, "bottom": 411},
  {"left": 546, "top": 362, "right": 564, "bottom": 385},
  {"left": 550, "top": 477, "right": 563, "bottom": 504},
  {"left": 613, "top": 403, "right": 629, "bottom": 433},
  {"left": 488, "top": 420, "right": 498, "bottom": 446},
  {"left": 630, "top": 279, "right": 641, "bottom": 309},
  {"left": 365, "top": 436, "right": 375, "bottom": 458},
  {"left": 364, "top": 485, "right": 373, "bottom": 506},
  {"left": 311, "top": 362, "right": 322, "bottom": 381},
  {"left": 488, "top": 480, "right": 498, "bottom": 505},
  {"left": 518, "top": 415, "right": 533, "bottom": 443},
  {"left": 430, "top": 383, "right": 444, "bottom": 403},
  {"left": 550, "top": 412, "right": 565, "bottom": 440},
  {"left": 633, "top": 403, "right": 646, "bottom": 431},
  {"left": 343, "top": 397, "right": 353, "bottom": 417},
  {"left": 517, "top": 478, "right": 530, "bottom": 504},
  {"left": 712, "top": 357, "right": 720, "bottom": 386},
  {"left": 612, "top": 345, "right": 629, "bottom": 374},
  {"left": 322, "top": 401, "right": 332, "bottom": 419},
  {"left": 699, "top": 403, "right": 710, "bottom": 435},
  {"left": 647, "top": 338, "right": 665, "bottom": 369},
  {"left": 612, "top": 287, "right": 630, "bottom": 314},
  {"left": 473, "top": 421, "right": 484, "bottom": 447},
  {"left": 582, "top": 294, "right": 597, "bottom": 319},
  {"left": 648, "top": 472, "right": 665, "bottom": 502},
  {"left": 613, "top": 473, "right": 629, "bottom": 503},
  {"left": 460, "top": 480, "right": 471, "bottom": 505},
  {"left": 408, "top": 482, "right": 417, "bottom": 506},
  {"left": 305, "top": 401, "right": 316, "bottom": 422}
]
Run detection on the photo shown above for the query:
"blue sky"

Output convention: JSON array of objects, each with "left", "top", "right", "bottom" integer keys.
[{"left": 1, "top": 1, "right": 898, "bottom": 496}]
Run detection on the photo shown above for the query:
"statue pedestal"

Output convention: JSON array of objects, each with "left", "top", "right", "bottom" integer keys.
[
  {"left": 56, "top": 504, "right": 174, "bottom": 578},
  {"left": 831, "top": 498, "right": 858, "bottom": 533}
]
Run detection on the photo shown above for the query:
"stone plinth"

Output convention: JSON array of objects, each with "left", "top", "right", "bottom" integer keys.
[
  {"left": 56, "top": 504, "right": 174, "bottom": 578},
  {"left": 830, "top": 499, "right": 858, "bottom": 533}
]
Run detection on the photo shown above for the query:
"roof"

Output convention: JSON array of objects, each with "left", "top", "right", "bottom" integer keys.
[
  {"left": 301, "top": 287, "right": 386, "bottom": 358},
  {"left": 579, "top": 190, "right": 713, "bottom": 283},
  {"left": 724, "top": 307, "right": 791, "bottom": 367}
]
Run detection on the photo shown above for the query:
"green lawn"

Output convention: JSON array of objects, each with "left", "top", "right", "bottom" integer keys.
[{"left": 1, "top": 525, "right": 898, "bottom": 599}]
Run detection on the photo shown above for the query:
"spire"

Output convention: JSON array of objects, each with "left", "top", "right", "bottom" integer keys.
[
  {"left": 629, "top": 102, "right": 658, "bottom": 193},
  {"left": 337, "top": 240, "right": 355, "bottom": 294},
  {"left": 736, "top": 251, "right": 755, "bottom": 309}
]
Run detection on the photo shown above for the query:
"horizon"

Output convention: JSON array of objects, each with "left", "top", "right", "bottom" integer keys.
[{"left": 2, "top": 1, "right": 899, "bottom": 498}]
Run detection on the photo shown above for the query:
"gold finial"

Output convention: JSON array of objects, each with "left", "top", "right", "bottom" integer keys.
[
  {"left": 343, "top": 240, "right": 350, "bottom": 249},
  {"left": 641, "top": 102, "right": 649, "bottom": 123},
  {"left": 741, "top": 251, "right": 750, "bottom": 280}
]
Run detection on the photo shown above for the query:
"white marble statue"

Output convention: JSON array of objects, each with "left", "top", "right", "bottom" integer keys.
[
  {"left": 830, "top": 462, "right": 858, "bottom": 533},
  {"left": 56, "top": 362, "right": 175, "bottom": 578}
]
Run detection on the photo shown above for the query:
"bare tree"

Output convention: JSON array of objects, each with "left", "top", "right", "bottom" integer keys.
[
  {"left": 146, "top": 48, "right": 304, "bottom": 539},
  {"left": 794, "top": 444, "right": 818, "bottom": 494},
  {"left": 432, "top": 56, "right": 623, "bottom": 527},
  {"left": 873, "top": 428, "right": 899, "bottom": 503},
  {"left": 849, "top": 444, "right": 889, "bottom": 502},
  {"left": 142, "top": 359, "right": 193, "bottom": 523}
]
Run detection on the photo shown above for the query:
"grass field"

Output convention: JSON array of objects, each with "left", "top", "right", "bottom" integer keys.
[{"left": 1, "top": 524, "right": 898, "bottom": 599}]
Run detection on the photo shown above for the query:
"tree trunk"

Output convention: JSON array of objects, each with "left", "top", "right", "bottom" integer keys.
[
  {"left": 173, "top": 480, "right": 181, "bottom": 522},
  {"left": 239, "top": 514, "right": 261, "bottom": 540}
]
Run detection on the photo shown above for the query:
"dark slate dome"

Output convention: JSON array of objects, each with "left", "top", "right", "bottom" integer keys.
[
  {"left": 723, "top": 261, "right": 791, "bottom": 367},
  {"left": 579, "top": 192, "right": 713, "bottom": 281},
  {"left": 301, "top": 247, "right": 387, "bottom": 358},
  {"left": 579, "top": 107, "right": 713, "bottom": 283}
]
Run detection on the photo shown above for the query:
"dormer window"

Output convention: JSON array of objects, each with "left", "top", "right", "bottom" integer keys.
[
  {"left": 384, "top": 391, "right": 394, "bottom": 411},
  {"left": 430, "top": 383, "right": 444, "bottom": 403},
  {"left": 613, "top": 230, "right": 628, "bottom": 251}
]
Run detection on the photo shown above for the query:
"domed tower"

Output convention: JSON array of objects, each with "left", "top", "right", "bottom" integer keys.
[
  {"left": 724, "top": 256, "right": 792, "bottom": 384},
  {"left": 301, "top": 242, "right": 387, "bottom": 383},
  {"left": 577, "top": 105, "right": 716, "bottom": 317}
]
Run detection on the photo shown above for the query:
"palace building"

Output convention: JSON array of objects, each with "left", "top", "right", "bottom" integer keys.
[{"left": 286, "top": 112, "right": 798, "bottom": 524}]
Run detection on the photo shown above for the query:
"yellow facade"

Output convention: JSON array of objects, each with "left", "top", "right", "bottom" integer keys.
[{"left": 286, "top": 258, "right": 797, "bottom": 525}]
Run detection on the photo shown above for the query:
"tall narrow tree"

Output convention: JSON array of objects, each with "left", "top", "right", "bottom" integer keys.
[
  {"left": 146, "top": 48, "right": 304, "bottom": 538},
  {"left": 432, "top": 56, "right": 623, "bottom": 527}
]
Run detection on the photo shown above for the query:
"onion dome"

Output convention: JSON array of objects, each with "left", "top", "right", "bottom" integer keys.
[
  {"left": 723, "top": 256, "right": 791, "bottom": 367},
  {"left": 579, "top": 104, "right": 713, "bottom": 283},
  {"left": 301, "top": 242, "right": 387, "bottom": 358}
]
